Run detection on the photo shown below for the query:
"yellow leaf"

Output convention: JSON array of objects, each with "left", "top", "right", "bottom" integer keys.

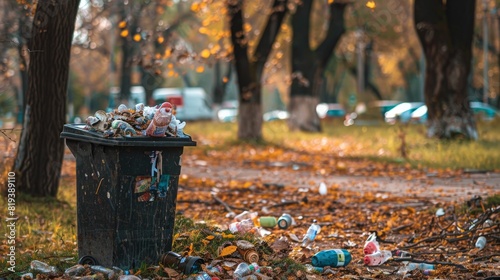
[
  {"left": 164, "top": 49, "right": 172, "bottom": 58},
  {"left": 219, "top": 245, "right": 237, "bottom": 257},
  {"left": 157, "top": 36, "right": 164, "bottom": 44},
  {"left": 210, "top": 44, "right": 221, "bottom": 54},
  {"left": 191, "top": 2, "right": 200, "bottom": 12},
  {"left": 188, "top": 243, "right": 193, "bottom": 255},
  {"left": 206, "top": 235, "right": 215, "bottom": 240},
  {"left": 243, "top": 23, "right": 252, "bottom": 33},
  {"left": 118, "top": 21, "right": 127, "bottom": 28},
  {"left": 201, "top": 239, "right": 210, "bottom": 246},
  {"left": 366, "top": 0, "right": 376, "bottom": 9},
  {"left": 133, "top": 34, "right": 141, "bottom": 42},
  {"left": 120, "top": 30, "right": 129, "bottom": 37},
  {"left": 221, "top": 233, "right": 235, "bottom": 239},
  {"left": 200, "top": 49, "right": 211, "bottom": 58}
]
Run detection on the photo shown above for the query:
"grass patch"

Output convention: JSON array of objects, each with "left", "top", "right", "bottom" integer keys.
[{"left": 186, "top": 119, "right": 500, "bottom": 170}]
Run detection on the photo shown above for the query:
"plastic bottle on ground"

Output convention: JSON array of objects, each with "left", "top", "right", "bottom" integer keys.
[
  {"left": 234, "top": 211, "right": 258, "bottom": 223},
  {"left": 397, "top": 262, "right": 435, "bottom": 274},
  {"left": 311, "top": 249, "right": 352, "bottom": 267},
  {"left": 90, "top": 265, "right": 115, "bottom": 279},
  {"left": 229, "top": 219, "right": 255, "bottom": 233},
  {"left": 363, "top": 232, "right": 380, "bottom": 255},
  {"left": 475, "top": 236, "right": 487, "bottom": 250},
  {"left": 233, "top": 262, "right": 260, "bottom": 278},
  {"left": 301, "top": 220, "right": 321, "bottom": 247},
  {"left": 30, "top": 260, "right": 58, "bottom": 275},
  {"left": 64, "top": 264, "right": 86, "bottom": 276},
  {"left": 363, "top": 250, "right": 392, "bottom": 266}
]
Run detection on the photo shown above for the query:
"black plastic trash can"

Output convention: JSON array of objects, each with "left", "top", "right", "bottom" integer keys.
[{"left": 60, "top": 124, "right": 196, "bottom": 269}]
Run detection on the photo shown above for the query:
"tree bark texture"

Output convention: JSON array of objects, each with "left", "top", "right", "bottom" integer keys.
[
  {"left": 288, "top": 1, "right": 347, "bottom": 132},
  {"left": 414, "top": 0, "right": 478, "bottom": 140},
  {"left": 228, "top": 0, "right": 288, "bottom": 141},
  {"left": 13, "top": 0, "right": 81, "bottom": 197}
]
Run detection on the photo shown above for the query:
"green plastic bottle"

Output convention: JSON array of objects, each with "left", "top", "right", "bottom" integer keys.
[{"left": 311, "top": 249, "right": 352, "bottom": 267}]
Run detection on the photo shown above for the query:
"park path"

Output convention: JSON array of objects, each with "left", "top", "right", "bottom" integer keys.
[{"left": 181, "top": 162, "right": 500, "bottom": 203}]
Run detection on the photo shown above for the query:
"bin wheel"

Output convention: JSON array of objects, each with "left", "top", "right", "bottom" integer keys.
[{"left": 78, "top": 255, "right": 98, "bottom": 265}]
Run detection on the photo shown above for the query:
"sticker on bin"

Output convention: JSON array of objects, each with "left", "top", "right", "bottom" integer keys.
[
  {"left": 134, "top": 176, "right": 152, "bottom": 193},
  {"left": 134, "top": 175, "right": 170, "bottom": 202}
]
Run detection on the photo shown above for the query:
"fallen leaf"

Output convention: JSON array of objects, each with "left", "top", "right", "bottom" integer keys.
[{"left": 219, "top": 245, "right": 237, "bottom": 257}]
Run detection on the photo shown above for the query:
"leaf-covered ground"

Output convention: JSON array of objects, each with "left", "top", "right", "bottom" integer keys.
[
  {"left": 1, "top": 123, "right": 499, "bottom": 279},
  {"left": 170, "top": 142, "right": 500, "bottom": 280}
]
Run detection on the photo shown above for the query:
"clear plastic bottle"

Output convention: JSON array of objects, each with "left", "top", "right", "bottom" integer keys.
[
  {"left": 397, "top": 262, "right": 435, "bottom": 274},
  {"left": 30, "top": 260, "right": 58, "bottom": 275},
  {"left": 90, "top": 265, "right": 116, "bottom": 279},
  {"left": 363, "top": 250, "right": 392, "bottom": 266},
  {"left": 145, "top": 102, "right": 172, "bottom": 137},
  {"left": 475, "top": 236, "right": 487, "bottom": 250},
  {"left": 301, "top": 220, "right": 321, "bottom": 247},
  {"left": 234, "top": 262, "right": 260, "bottom": 278},
  {"left": 229, "top": 219, "right": 255, "bottom": 233},
  {"left": 64, "top": 264, "right": 86, "bottom": 276},
  {"left": 363, "top": 233, "right": 380, "bottom": 255},
  {"left": 234, "top": 211, "right": 258, "bottom": 223}
]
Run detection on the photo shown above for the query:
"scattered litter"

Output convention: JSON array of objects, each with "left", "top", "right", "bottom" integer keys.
[{"left": 475, "top": 236, "right": 487, "bottom": 250}]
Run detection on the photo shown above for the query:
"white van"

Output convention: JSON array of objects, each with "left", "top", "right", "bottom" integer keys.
[{"left": 152, "top": 87, "right": 213, "bottom": 121}]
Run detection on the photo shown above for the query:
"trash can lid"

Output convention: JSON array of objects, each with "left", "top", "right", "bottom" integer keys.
[{"left": 60, "top": 124, "right": 196, "bottom": 147}]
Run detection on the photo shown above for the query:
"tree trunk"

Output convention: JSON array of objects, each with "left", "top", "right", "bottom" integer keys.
[
  {"left": 118, "top": 3, "right": 141, "bottom": 104},
  {"left": 13, "top": 0, "right": 81, "bottom": 197},
  {"left": 16, "top": 14, "right": 30, "bottom": 124},
  {"left": 119, "top": 33, "right": 134, "bottom": 104},
  {"left": 140, "top": 67, "right": 162, "bottom": 106},
  {"left": 228, "top": 0, "right": 287, "bottom": 141},
  {"left": 288, "top": 1, "right": 347, "bottom": 132},
  {"left": 414, "top": 0, "right": 477, "bottom": 140}
]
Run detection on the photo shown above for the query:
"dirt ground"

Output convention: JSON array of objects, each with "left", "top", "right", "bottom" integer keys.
[{"left": 181, "top": 163, "right": 500, "bottom": 203}]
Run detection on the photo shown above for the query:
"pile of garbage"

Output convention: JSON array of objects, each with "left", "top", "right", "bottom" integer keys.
[{"left": 84, "top": 102, "right": 187, "bottom": 138}]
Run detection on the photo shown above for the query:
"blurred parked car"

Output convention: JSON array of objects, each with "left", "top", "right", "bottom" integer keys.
[
  {"left": 316, "top": 103, "right": 346, "bottom": 119},
  {"left": 217, "top": 100, "right": 239, "bottom": 122},
  {"left": 410, "top": 101, "right": 500, "bottom": 123},
  {"left": 344, "top": 100, "right": 401, "bottom": 126},
  {"left": 216, "top": 100, "right": 289, "bottom": 122},
  {"left": 263, "top": 110, "right": 290, "bottom": 121},
  {"left": 384, "top": 102, "right": 424, "bottom": 124},
  {"left": 153, "top": 87, "right": 213, "bottom": 121}
]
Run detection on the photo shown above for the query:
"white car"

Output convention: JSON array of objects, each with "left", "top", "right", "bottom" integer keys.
[{"left": 384, "top": 102, "right": 424, "bottom": 124}]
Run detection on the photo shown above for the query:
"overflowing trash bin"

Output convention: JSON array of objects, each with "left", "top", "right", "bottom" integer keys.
[{"left": 61, "top": 120, "right": 195, "bottom": 269}]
